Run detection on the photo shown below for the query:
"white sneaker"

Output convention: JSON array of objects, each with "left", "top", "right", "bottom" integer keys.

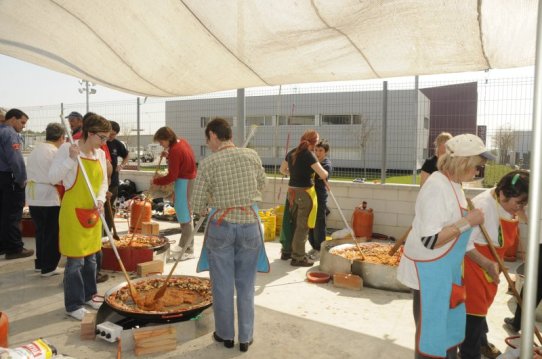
[
  {"left": 180, "top": 252, "right": 195, "bottom": 261},
  {"left": 67, "top": 307, "right": 89, "bottom": 321},
  {"left": 41, "top": 267, "right": 64, "bottom": 277},
  {"left": 85, "top": 299, "right": 102, "bottom": 310},
  {"left": 307, "top": 249, "right": 320, "bottom": 260}
]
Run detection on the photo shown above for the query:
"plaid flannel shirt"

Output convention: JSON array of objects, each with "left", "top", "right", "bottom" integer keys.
[{"left": 191, "top": 147, "right": 267, "bottom": 224}]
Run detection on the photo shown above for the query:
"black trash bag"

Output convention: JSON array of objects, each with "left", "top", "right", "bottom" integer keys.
[{"left": 118, "top": 179, "right": 137, "bottom": 200}]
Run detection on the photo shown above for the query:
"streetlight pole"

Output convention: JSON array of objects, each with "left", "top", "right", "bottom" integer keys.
[{"left": 78, "top": 80, "right": 96, "bottom": 113}]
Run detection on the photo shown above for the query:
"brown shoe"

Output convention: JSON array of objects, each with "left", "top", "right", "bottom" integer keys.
[
  {"left": 280, "top": 251, "right": 291, "bottom": 260},
  {"left": 96, "top": 273, "right": 109, "bottom": 283},
  {"left": 5, "top": 247, "right": 34, "bottom": 260},
  {"left": 480, "top": 342, "right": 501, "bottom": 359},
  {"left": 290, "top": 257, "right": 314, "bottom": 267}
]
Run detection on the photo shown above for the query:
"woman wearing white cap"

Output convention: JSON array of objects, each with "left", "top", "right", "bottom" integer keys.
[{"left": 397, "top": 133, "right": 498, "bottom": 359}]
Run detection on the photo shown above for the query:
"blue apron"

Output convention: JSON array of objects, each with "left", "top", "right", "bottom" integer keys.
[
  {"left": 415, "top": 209, "right": 472, "bottom": 358},
  {"left": 196, "top": 204, "right": 270, "bottom": 273}
]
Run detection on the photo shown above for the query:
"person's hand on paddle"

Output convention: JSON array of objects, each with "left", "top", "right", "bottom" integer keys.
[
  {"left": 483, "top": 260, "right": 500, "bottom": 284},
  {"left": 68, "top": 144, "right": 80, "bottom": 160},
  {"left": 95, "top": 200, "right": 104, "bottom": 214},
  {"left": 465, "top": 208, "right": 484, "bottom": 227}
]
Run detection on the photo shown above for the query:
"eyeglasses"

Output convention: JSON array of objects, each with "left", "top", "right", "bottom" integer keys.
[{"left": 92, "top": 133, "right": 108, "bottom": 142}]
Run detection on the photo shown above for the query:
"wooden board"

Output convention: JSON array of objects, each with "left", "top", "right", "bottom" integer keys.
[
  {"left": 137, "top": 260, "right": 164, "bottom": 277},
  {"left": 133, "top": 325, "right": 177, "bottom": 356}
]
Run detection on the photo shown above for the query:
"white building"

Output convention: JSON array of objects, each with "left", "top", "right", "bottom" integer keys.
[{"left": 164, "top": 90, "right": 430, "bottom": 172}]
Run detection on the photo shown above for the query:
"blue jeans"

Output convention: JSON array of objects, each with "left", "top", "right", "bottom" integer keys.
[
  {"left": 64, "top": 254, "right": 97, "bottom": 312},
  {"left": 205, "top": 220, "right": 261, "bottom": 343}
]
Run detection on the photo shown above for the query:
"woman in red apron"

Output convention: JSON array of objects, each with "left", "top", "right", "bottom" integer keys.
[
  {"left": 49, "top": 114, "right": 111, "bottom": 321},
  {"left": 459, "top": 170, "right": 529, "bottom": 359},
  {"left": 397, "top": 134, "right": 496, "bottom": 358}
]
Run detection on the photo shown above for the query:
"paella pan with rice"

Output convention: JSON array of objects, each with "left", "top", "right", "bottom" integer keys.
[{"left": 104, "top": 275, "right": 213, "bottom": 321}]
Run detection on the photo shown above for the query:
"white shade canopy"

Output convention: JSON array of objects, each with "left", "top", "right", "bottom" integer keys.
[{"left": 0, "top": 0, "right": 537, "bottom": 97}]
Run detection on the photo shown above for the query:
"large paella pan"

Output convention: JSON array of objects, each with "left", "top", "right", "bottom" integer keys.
[{"left": 104, "top": 275, "right": 212, "bottom": 323}]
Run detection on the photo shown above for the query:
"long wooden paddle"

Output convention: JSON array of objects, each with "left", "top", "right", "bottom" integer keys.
[
  {"left": 106, "top": 198, "right": 120, "bottom": 240},
  {"left": 328, "top": 189, "right": 365, "bottom": 260},
  {"left": 60, "top": 108, "right": 141, "bottom": 307},
  {"left": 466, "top": 198, "right": 542, "bottom": 346},
  {"left": 389, "top": 226, "right": 411, "bottom": 256},
  {"left": 148, "top": 216, "right": 206, "bottom": 305}
]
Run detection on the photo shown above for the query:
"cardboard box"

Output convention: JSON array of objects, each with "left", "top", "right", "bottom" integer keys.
[
  {"left": 142, "top": 222, "right": 159, "bottom": 236},
  {"left": 333, "top": 273, "right": 363, "bottom": 290},
  {"left": 137, "top": 260, "right": 164, "bottom": 277},
  {"left": 101, "top": 246, "right": 154, "bottom": 272}
]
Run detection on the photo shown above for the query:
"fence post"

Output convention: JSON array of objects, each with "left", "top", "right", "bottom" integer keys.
[
  {"left": 380, "top": 81, "right": 388, "bottom": 184},
  {"left": 136, "top": 97, "right": 141, "bottom": 170},
  {"left": 412, "top": 75, "right": 419, "bottom": 184},
  {"left": 237, "top": 88, "right": 246, "bottom": 146}
]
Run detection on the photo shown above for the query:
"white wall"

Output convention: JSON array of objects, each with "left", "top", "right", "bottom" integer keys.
[{"left": 123, "top": 171, "right": 492, "bottom": 240}]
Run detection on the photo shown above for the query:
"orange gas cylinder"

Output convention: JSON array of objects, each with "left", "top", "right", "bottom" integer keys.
[
  {"left": 0, "top": 311, "right": 8, "bottom": 347},
  {"left": 352, "top": 201, "right": 374, "bottom": 240},
  {"left": 129, "top": 198, "right": 152, "bottom": 233}
]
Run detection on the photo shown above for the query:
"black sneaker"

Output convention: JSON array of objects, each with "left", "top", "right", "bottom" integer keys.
[
  {"left": 240, "top": 340, "right": 253, "bottom": 352},
  {"left": 5, "top": 247, "right": 34, "bottom": 260},
  {"left": 504, "top": 317, "right": 520, "bottom": 333}
]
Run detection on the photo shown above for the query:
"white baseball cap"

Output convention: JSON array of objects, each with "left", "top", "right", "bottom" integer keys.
[{"left": 446, "top": 134, "right": 496, "bottom": 160}]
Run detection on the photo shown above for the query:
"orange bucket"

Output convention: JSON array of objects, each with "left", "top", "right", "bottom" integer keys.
[{"left": 0, "top": 311, "right": 8, "bottom": 347}]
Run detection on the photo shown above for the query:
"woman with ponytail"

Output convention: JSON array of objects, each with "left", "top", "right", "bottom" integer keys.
[{"left": 279, "top": 130, "right": 329, "bottom": 267}]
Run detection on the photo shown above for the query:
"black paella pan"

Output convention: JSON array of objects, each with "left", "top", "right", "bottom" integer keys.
[{"left": 103, "top": 274, "right": 213, "bottom": 323}]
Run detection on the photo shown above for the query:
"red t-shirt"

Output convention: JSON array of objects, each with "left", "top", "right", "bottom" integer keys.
[{"left": 153, "top": 139, "right": 196, "bottom": 185}]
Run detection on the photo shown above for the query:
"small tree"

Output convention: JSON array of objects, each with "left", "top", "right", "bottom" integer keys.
[
  {"left": 354, "top": 115, "right": 373, "bottom": 178},
  {"left": 492, "top": 126, "right": 516, "bottom": 164}
]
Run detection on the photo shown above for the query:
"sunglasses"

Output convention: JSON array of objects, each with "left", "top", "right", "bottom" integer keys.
[{"left": 92, "top": 133, "right": 108, "bottom": 142}]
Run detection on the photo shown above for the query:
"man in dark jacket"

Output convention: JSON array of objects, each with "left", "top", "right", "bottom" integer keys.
[{"left": 0, "top": 109, "right": 34, "bottom": 259}]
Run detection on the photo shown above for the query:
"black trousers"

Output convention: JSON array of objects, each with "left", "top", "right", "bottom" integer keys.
[
  {"left": 459, "top": 315, "right": 486, "bottom": 359},
  {"left": 512, "top": 243, "right": 542, "bottom": 329},
  {"left": 308, "top": 191, "right": 328, "bottom": 251},
  {"left": 0, "top": 172, "right": 24, "bottom": 254},
  {"left": 29, "top": 206, "right": 61, "bottom": 273}
]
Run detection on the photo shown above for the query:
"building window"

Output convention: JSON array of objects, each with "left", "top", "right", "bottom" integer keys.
[
  {"left": 201, "top": 116, "right": 235, "bottom": 128},
  {"left": 321, "top": 114, "right": 363, "bottom": 125},
  {"left": 423, "top": 148, "right": 428, "bottom": 158},
  {"left": 246, "top": 116, "right": 273, "bottom": 126},
  {"left": 424, "top": 116, "right": 430, "bottom": 129},
  {"left": 200, "top": 146, "right": 207, "bottom": 157},
  {"left": 278, "top": 115, "right": 315, "bottom": 126},
  {"left": 322, "top": 115, "right": 351, "bottom": 125}
]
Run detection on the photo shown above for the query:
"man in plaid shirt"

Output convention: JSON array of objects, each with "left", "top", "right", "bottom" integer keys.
[{"left": 192, "top": 118, "right": 269, "bottom": 353}]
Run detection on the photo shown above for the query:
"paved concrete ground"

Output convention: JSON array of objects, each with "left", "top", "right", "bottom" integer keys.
[{"left": 0, "top": 218, "right": 533, "bottom": 358}]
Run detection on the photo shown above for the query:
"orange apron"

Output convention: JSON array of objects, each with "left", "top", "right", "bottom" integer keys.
[
  {"left": 464, "top": 217, "right": 518, "bottom": 315},
  {"left": 59, "top": 158, "right": 103, "bottom": 257}
]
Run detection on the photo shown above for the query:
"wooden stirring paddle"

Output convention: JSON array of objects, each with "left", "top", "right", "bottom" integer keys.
[{"left": 150, "top": 216, "right": 206, "bottom": 305}]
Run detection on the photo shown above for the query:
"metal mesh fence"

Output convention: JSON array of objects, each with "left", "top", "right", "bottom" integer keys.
[{"left": 19, "top": 73, "right": 534, "bottom": 187}]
